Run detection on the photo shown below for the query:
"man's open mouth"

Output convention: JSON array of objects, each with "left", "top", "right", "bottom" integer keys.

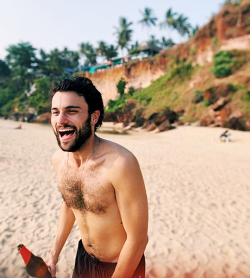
[{"left": 58, "top": 129, "right": 76, "bottom": 139}]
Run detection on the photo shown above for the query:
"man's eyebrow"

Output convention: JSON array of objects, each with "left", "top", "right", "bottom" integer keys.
[
  {"left": 65, "top": 106, "right": 82, "bottom": 109},
  {"left": 51, "top": 106, "right": 82, "bottom": 110}
]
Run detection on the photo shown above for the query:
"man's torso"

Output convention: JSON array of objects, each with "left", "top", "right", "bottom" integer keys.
[{"left": 55, "top": 139, "right": 128, "bottom": 262}]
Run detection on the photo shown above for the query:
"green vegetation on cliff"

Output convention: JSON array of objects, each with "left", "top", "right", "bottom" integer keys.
[
  {"left": 107, "top": 48, "right": 250, "bottom": 129},
  {"left": 2, "top": 0, "right": 250, "bottom": 131},
  {"left": 107, "top": 58, "right": 199, "bottom": 117},
  {"left": 212, "top": 50, "right": 247, "bottom": 78}
]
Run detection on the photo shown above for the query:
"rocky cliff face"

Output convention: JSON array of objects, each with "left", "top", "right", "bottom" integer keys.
[
  {"left": 81, "top": 1, "right": 250, "bottom": 106},
  {"left": 193, "top": 0, "right": 250, "bottom": 64},
  {"left": 84, "top": 57, "right": 167, "bottom": 106}
]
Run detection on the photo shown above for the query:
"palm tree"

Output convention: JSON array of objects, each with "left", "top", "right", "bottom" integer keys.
[
  {"left": 47, "top": 48, "right": 64, "bottom": 76},
  {"left": 191, "top": 25, "right": 199, "bottom": 37},
  {"left": 160, "top": 8, "right": 177, "bottom": 38},
  {"left": 148, "top": 35, "right": 160, "bottom": 46},
  {"left": 79, "top": 42, "right": 97, "bottom": 66},
  {"left": 0, "top": 60, "right": 11, "bottom": 81},
  {"left": 148, "top": 35, "right": 160, "bottom": 56},
  {"left": 129, "top": 41, "right": 140, "bottom": 55},
  {"left": 114, "top": 17, "right": 133, "bottom": 55},
  {"left": 61, "top": 47, "right": 79, "bottom": 70},
  {"left": 96, "top": 41, "right": 107, "bottom": 62},
  {"left": 37, "top": 49, "right": 49, "bottom": 75},
  {"left": 104, "top": 45, "right": 118, "bottom": 61},
  {"left": 175, "top": 15, "right": 192, "bottom": 42},
  {"left": 6, "top": 42, "right": 37, "bottom": 73},
  {"left": 138, "top": 7, "right": 157, "bottom": 35},
  {"left": 223, "top": 0, "right": 240, "bottom": 5},
  {"left": 161, "top": 37, "right": 175, "bottom": 49}
]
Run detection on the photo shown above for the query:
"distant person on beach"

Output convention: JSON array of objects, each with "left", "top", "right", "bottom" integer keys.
[
  {"left": 44, "top": 77, "right": 148, "bottom": 278},
  {"left": 220, "top": 130, "right": 231, "bottom": 142}
]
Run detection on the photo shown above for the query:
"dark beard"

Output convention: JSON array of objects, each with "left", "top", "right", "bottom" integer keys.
[{"left": 54, "top": 115, "right": 92, "bottom": 152}]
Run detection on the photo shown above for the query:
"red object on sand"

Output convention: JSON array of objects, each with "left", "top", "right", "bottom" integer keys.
[{"left": 18, "top": 244, "right": 52, "bottom": 278}]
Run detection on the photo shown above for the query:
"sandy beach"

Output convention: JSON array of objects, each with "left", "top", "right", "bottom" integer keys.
[{"left": 0, "top": 119, "right": 250, "bottom": 278}]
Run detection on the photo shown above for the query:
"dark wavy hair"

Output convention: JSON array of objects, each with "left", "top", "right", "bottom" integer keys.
[{"left": 52, "top": 77, "right": 104, "bottom": 131}]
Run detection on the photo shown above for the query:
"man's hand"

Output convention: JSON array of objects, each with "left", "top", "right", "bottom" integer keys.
[{"left": 44, "top": 251, "right": 58, "bottom": 278}]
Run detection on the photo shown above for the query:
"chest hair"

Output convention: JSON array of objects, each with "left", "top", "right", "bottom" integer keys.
[{"left": 59, "top": 167, "right": 109, "bottom": 214}]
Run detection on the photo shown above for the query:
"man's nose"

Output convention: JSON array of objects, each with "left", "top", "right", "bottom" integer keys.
[{"left": 57, "top": 112, "right": 69, "bottom": 125}]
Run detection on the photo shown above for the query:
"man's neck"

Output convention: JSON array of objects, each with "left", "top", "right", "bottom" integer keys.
[{"left": 70, "top": 134, "right": 97, "bottom": 167}]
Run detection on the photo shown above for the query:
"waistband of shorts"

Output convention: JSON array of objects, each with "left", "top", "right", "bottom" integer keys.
[{"left": 78, "top": 239, "right": 117, "bottom": 268}]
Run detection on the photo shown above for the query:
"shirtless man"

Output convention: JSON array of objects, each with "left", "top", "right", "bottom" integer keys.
[{"left": 45, "top": 77, "right": 148, "bottom": 278}]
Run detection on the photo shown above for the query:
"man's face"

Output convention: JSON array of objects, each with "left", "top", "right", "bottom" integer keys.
[{"left": 51, "top": 91, "right": 92, "bottom": 152}]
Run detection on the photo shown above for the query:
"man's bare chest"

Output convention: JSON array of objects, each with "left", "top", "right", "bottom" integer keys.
[{"left": 58, "top": 166, "right": 115, "bottom": 214}]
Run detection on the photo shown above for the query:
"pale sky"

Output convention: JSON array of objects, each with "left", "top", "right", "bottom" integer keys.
[{"left": 0, "top": 0, "right": 224, "bottom": 60}]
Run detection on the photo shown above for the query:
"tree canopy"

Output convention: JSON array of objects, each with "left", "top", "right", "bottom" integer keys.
[
  {"left": 0, "top": 60, "right": 11, "bottom": 80},
  {"left": 0, "top": 5, "right": 197, "bottom": 118},
  {"left": 80, "top": 42, "right": 97, "bottom": 66},
  {"left": 6, "top": 42, "right": 37, "bottom": 72}
]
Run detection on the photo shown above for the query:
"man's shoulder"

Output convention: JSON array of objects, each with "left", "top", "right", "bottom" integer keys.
[
  {"left": 101, "top": 138, "right": 137, "bottom": 168},
  {"left": 102, "top": 138, "right": 134, "bottom": 156},
  {"left": 52, "top": 149, "right": 64, "bottom": 160},
  {"left": 52, "top": 149, "right": 64, "bottom": 174},
  {"left": 101, "top": 139, "right": 144, "bottom": 191}
]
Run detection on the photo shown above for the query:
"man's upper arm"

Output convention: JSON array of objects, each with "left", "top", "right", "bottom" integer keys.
[
  {"left": 111, "top": 151, "right": 148, "bottom": 242},
  {"left": 52, "top": 150, "right": 62, "bottom": 175}
]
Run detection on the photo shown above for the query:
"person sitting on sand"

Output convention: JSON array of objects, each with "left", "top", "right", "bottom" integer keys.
[
  {"left": 220, "top": 130, "right": 231, "bottom": 143},
  {"left": 44, "top": 77, "right": 148, "bottom": 278},
  {"left": 14, "top": 124, "right": 22, "bottom": 129}
]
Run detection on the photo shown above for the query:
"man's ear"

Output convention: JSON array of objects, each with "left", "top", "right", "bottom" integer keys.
[{"left": 91, "top": 110, "right": 100, "bottom": 125}]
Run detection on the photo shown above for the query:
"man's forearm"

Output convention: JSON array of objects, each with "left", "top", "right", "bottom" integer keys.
[
  {"left": 111, "top": 237, "right": 148, "bottom": 278},
  {"left": 50, "top": 201, "right": 75, "bottom": 258}
]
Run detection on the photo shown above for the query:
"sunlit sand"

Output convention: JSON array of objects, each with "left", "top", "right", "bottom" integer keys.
[{"left": 1, "top": 119, "right": 250, "bottom": 278}]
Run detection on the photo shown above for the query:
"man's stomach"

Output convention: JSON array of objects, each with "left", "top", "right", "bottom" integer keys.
[{"left": 72, "top": 205, "right": 127, "bottom": 262}]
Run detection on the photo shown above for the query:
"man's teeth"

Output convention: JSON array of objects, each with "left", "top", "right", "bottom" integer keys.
[{"left": 58, "top": 129, "right": 75, "bottom": 138}]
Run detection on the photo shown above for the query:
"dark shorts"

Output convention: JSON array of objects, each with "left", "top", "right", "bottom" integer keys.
[{"left": 72, "top": 240, "right": 145, "bottom": 278}]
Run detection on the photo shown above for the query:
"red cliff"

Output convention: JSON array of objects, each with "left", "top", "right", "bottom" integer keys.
[{"left": 79, "top": 1, "right": 250, "bottom": 106}]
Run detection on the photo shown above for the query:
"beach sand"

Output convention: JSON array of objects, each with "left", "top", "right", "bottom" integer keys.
[{"left": 0, "top": 119, "right": 250, "bottom": 278}]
